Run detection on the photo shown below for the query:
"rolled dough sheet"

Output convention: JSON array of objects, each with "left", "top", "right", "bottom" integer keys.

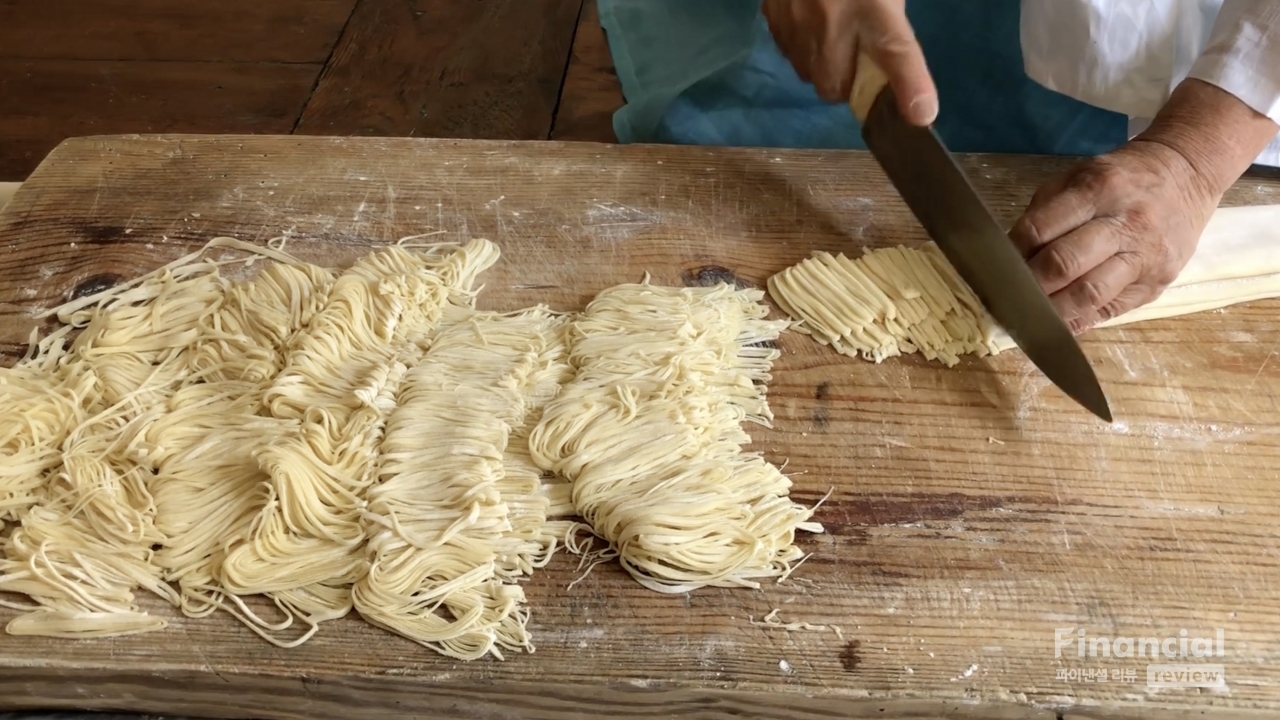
[{"left": 1156, "top": 204, "right": 1280, "bottom": 288}]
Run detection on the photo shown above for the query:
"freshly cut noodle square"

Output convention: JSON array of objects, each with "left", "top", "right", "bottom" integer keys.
[
  {"left": 771, "top": 205, "right": 1280, "bottom": 365},
  {"left": 768, "top": 243, "right": 1001, "bottom": 367}
]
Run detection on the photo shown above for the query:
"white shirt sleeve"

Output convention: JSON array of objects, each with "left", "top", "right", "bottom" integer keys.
[{"left": 1188, "top": 0, "right": 1280, "bottom": 124}]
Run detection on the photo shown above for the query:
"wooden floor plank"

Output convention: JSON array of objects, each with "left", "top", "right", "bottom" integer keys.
[
  {"left": 0, "top": 0, "right": 357, "bottom": 64},
  {"left": 550, "top": 0, "right": 623, "bottom": 143},
  {"left": 0, "top": 60, "right": 321, "bottom": 181},
  {"left": 295, "top": 0, "right": 584, "bottom": 140}
]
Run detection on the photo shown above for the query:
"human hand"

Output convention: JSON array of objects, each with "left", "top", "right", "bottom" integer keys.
[
  {"left": 763, "top": 0, "right": 937, "bottom": 125},
  {"left": 1008, "top": 141, "right": 1213, "bottom": 334},
  {"left": 1009, "top": 79, "right": 1280, "bottom": 333}
]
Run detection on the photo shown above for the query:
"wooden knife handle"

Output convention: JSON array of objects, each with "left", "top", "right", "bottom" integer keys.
[{"left": 849, "top": 52, "right": 889, "bottom": 123}]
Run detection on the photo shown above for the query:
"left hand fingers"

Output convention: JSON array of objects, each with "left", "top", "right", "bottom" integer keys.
[
  {"left": 1059, "top": 281, "right": 1160, "bottom": 336},
  {"left": 1011, "top": 141, "right": 1215, "bottom": 330},
  {"left": 1025, "top": 218, "right": 1122, "bottom": 296},
  {"left": 1047, "top": 251, "right": 1143, "bottom": 329},
  {"left": 1008, "top": 172, "right": 1096, "bottom": 259}
]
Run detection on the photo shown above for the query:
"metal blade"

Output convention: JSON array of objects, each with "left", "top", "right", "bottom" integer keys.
[{"left": 860, "top": 87, "right": 1112, "bottom": 422}]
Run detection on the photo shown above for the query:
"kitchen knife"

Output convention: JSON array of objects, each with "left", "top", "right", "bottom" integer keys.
[{"left": 849, "top": 54, "right": 1112, "bottom": 422}]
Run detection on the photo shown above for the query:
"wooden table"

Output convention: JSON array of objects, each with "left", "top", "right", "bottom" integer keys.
[{"left": 1, "top": 135, "right": 1279, "bottom": 720}]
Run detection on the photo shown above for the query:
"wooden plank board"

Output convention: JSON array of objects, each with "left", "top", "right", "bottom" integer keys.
[
  {"left": 0, "top": 60, "right": 322, "bottom": 181},
  {"left": 0, "top": 0, "right": 357, "bottom": 64},
  {"left": 295, "top": 0, "right": 584, "bottom": 140},
  {"left": 2, "top": 135, "right": 1280, "bottom": 720},
  {"left": 550, "top": 0, "right": 622, "bottom": 143}
]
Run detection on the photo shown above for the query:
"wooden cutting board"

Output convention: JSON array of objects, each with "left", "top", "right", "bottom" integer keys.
[{"left": 1, "top": 135, "right": 1279, "bottom": 720}]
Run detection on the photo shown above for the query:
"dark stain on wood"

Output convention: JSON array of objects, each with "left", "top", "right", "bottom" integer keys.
[
  {"left": 70, "top": 273, "right": 122, "bottom": 300},
  {"left": 681, "top": 264, "right": 750, "bottom": 289},
  {"left": 79, "top": 224, "right": 125, "bottom": 245},
  {"left": 811, "top": 381, "right": 831, "bottom": 430},
  {"left": 817, "top": 492, "right": 1016, "bottom": 527},
  {"left": 839, "top": 640, "right": 862, "bottom": 672}
]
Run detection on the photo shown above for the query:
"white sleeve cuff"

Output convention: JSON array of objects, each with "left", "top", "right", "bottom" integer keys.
[{"left": 1188, "top": 0, "right": 1280, "bottom": 124}]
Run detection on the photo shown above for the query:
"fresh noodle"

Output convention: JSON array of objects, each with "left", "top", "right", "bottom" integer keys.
[
  {"left": 220, "top": 240, "right": 500, "bottom": 635},
  {"left": 355, "top": 306, "right": 571, "bottom": 660},
  {"left": 529, "top": 282, "right": 822, "bottom": 594},
  {"left": 767, "top": 244, "right": 1001, "bottom": 367}
]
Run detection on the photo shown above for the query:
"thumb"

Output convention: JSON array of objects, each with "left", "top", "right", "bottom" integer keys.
[{"left": 856, "top": 3, "right": 937, "bottom": 126}]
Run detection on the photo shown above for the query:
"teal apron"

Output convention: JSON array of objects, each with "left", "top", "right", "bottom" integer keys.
[{"left": 599, "top": 0, "right": 1129, "bottom": 156}]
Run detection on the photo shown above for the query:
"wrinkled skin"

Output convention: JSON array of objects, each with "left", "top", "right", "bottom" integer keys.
[{"left": 1009, "top": 139, "right": 1213, "bottom": 333}]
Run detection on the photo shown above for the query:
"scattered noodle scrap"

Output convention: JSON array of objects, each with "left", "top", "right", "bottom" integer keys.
[{"left": 749, "top": 608, "right": 844, "bottom": 640}]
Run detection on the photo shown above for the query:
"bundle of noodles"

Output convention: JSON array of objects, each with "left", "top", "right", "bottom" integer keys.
[
  {"left": 0, "top": 255, "right": 231, "bottom": 636},
  {"left": 140, "top": 261, "right": 335, "bottom": 645},
  {"left": 220, "top": 240, "right": 501, "bottom": 634},
  {"left": 767, "top": 244, "right": 1002, "bottom": 366},
  {"left": 185, "top": 262, "right": 336, "bottom": 385},
  {"left": 355, "top": 306, "right": 571, "bottom": 660},
  {"left": 529, "top": 282, "right": 822, "bottom": 594},
  {"left": 494, "top": 325, "right": 577, "bottom": 581},
  {"left": 0, "top": 361, "right": 94, "bottom": 522}
]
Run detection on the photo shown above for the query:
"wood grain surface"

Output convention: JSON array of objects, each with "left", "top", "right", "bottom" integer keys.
[
  {"left": 1, "top": 135, "right": 1279, "bottom": 720},
  {"left": 0, "top": 0, "right": 357, "bottom": 63},
  {"left": 0, "top": 61, "right": 320, "bottom": 180},
  {"left": 295, "top": 0, "right": 584, "bottom": 140},
  {"left": 550, "top": 0, "right": 622, "bottom": 143}
]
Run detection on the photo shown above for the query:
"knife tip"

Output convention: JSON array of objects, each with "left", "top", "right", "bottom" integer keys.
[{"left": 1084, "top": 394, "right": 1113, "bottom": 423}]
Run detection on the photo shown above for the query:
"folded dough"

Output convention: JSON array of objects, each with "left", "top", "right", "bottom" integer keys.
[{"left": 1097, "top": 204, "right": 1280, "bottom": 325}]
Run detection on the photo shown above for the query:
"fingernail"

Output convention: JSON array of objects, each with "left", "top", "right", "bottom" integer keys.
[{"left": 909, "top": 95, "right": 938, "bottom": 126}]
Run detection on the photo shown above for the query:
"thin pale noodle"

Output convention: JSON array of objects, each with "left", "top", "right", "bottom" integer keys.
[
  {"left": 768, "top": 243, "right": 1002, "bottom": 367},
  {"left": 529, "top": 283, "right": 821, "bottom": 594},
  {"left": 355, "top": 306, "right": 571, "bottom": 660}
]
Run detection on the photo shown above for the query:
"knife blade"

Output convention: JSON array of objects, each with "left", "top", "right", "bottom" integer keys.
[{"left": 849, "top": 54, "right": 1112, "bottom": 422}]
